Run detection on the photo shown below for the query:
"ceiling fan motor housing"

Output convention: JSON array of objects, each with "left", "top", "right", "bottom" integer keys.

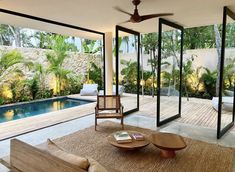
[{"left": 132, "top": 0, "right": 141, "bottom": 6}]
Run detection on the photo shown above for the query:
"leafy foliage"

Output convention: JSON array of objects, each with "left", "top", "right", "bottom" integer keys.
[
  {"left": 200, "top": 68, "right": 217, "bottom": 98},
  {"left": 82, "top": 40, "right": 100, "bottom": 54},
  {"left": 46, "top": 35, "right": 74, "bottom": 95},
  {"left": 87, "top": 62, "right": 103, "bottom": 90}
]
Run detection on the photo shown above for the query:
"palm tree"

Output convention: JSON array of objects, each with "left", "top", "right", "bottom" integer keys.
[
  {"left": 32, "top": 63, "right": 48, "bottom": 98},
  {"left": 82, "top": 40, "right": 100, "bottom": 54},
  {"left": 214, "top": 24, "right": 222, "bottom": 96},
  {"left": 201, "top": 68, "right": 217, "bottom": 98},
  {"left": 0, "top": 50, "right": 31, "bottom": 83},
  {"left": 123, "top": 36, "right": 129, "bottom": 53},
  {"left": 46, "top": 35, "right": 74, "bottom": 95},
  {"left": 141, "top": 33, "right": 158, "bottom": 97}
]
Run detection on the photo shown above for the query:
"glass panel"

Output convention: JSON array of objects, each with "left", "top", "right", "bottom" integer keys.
[
  {"left": 220, "top": 14, "right": 235, "bottom": 129},
  {"left": 118, "top": 31, "right": 138, "bottom": 113},
  {"left": 160, "top": 24, "right": 182, "bottom": 121}
]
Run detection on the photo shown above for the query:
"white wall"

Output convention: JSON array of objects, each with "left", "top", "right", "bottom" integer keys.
[{"left": 118, "top": 48, "right": 235, "bottom": 72}]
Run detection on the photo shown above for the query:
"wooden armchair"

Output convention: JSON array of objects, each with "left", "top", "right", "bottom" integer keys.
[{"left": 95, "top": 95, "right": 124, "bottom": 130}]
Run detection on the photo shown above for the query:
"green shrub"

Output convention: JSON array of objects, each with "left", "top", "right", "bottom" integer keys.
[
  {"left": 39, "top": 89, "right": 54, "bottom": 99},
  {"left": 67, "top": 74, "right": 82, "bottom": 94},
  {"left": 27, "top": 77, "right": 39, "bottom": 100},
  {"left": 0, "top": 97, "right": 5, "bottom": 105}
]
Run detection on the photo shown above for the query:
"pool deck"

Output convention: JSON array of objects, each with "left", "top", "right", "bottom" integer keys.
[
  {"left": 0, "top": 93, "right": 234, "bottom": 140},
  {"left": 0, "top": 95, "right": 97, "bottom": 140}
]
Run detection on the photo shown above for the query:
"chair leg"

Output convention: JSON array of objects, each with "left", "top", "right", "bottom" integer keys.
[
  {"left": 121, "top": 117, "right": 124, "bottom": 130},
  {"left": 95, "top": 117, "right": 97, "bottom": 131}
]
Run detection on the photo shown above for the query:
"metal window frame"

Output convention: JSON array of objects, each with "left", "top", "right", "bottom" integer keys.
[
  {"left": 115, "top": 25, "right": 140, "bottom": 115},
  {"left": 217, "top": 6, "right": 235, "bottom": 139},
  {"left": 157, "top": 18, "right": 184, "bottom": 126},
  {"left": 0, "top": 8, "right": 106, "bottom": 95}
]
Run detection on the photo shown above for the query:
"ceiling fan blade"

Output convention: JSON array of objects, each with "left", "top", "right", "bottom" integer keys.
[
  {"left": 141, "top": 13, "right": 173, "bottom": 21},
  {"left": 113, "top": 6, "right": 132, "bottom": 16},
  {"left": 118, "top": 20, "right": 131, "bottom": 25}
]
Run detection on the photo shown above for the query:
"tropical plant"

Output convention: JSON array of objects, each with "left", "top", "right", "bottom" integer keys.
[
  {"left": 223, "top": 57, "right": 235, "bottom": 89},
  {"left": 201, "top": 68, "right": 217, "bottom": 98},
  {"left": 0, "top": 97, "right": 4, "bottom": 105},
  {"left": 141, "top": 33, "right": 158, "bottom": 97},
  {"left": 27, "top": 77, "right": 39, "bottom": 100},
  {"left": 33, "top": 63, "right": 47, "bottom": 95},
  {"left": 0, "top": 24, "right": 13, "bottom": 45},
  {"left": 187, "top": 66, "right": 204, "bottom": 94},
  {"left": 34, "top": 31, "right": 52, "bottom": 49},
  {"left": 8, "top": 78, "right": 31, "bottom": 102},
  {"left": 182, "top": 57, "right": 195, "bottom": 100},
  {"left": 87, "top": 62, "right": 102, "bottom": 89},
  {"left": 46, "top": 35, "right": 75, "bottom": 95},
  {"left": 184, "top": 26, "right": 216, "bottom": 49},
  {"left": 0, "top": 50, "right": 32, "bottom": 83},
  {"left": 120, "top": 60, "right": 139, "bottom": 93},
  {"left": 82, "top": 40, "right": 100, "bottom": 54},
  {"left": 113, "top": 37, "right": 123, "bottom": 56},
  {"left": 66, "top": 74, "right": 82, "bottom": 94},
  {"left": 122, "top": 36, "right": 129, "bottom": 53},
  {"left": 121, "top": 60, "right": 138, "bottom": 84}
]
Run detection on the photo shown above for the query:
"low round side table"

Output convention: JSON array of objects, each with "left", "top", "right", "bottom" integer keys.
[
  {"left": 150, "top": 132, "right": 187, "bottom": 158},
  {"left": 107, "top": 131, "right": 150, "bottom": 150}
]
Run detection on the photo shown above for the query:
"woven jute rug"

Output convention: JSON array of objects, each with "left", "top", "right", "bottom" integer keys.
[{"left": 50, "top": 121, "right": 235, "bottom": 172}]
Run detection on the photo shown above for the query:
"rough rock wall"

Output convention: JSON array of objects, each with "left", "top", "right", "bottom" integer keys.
[{"left": 0, "top": 46, "right": 102, "bottom": 87}]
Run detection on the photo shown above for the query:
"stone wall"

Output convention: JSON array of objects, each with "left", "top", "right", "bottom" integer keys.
[{"left": 0, "top": 46, "right": 102, "bottom": 87}]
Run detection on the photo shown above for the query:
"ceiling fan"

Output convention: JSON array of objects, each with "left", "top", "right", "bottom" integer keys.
[{"left": 114, "top": 0, "right": 173, "bottom": 24}]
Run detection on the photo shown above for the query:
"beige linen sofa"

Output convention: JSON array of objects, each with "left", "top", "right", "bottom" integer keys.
[{"left": 8, "top": 139, "right": 107, "bottom": 172}]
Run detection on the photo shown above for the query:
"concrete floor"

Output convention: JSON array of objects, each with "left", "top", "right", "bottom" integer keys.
[{"left": 0, "top": 114, "right": 235, "bottom": 171}]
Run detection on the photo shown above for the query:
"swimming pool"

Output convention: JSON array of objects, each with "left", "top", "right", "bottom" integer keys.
[{"left": 0, "top": 97, "right": 93, "bottom": 123}]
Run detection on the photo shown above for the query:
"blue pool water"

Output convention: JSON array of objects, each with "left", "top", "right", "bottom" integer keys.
[{"left": 0, "top": 98, "right": 93, "bottom": 123}]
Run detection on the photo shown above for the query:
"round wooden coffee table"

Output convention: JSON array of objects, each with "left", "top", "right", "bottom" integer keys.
[
  {"left": 150, "top": 132, "right": 187, "bottom": 158},
  {"left": 107, "top": 131, "right": 150, "bottom": 150}
]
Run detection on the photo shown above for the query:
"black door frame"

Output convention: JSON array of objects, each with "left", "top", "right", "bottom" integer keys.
[
  {"left": 0, "top": 8, "right": 106, "bottom": 95},
  {"left": 157, "top": 18, "right": 184, "bottom": 126},
  {"left": 115, "top": 25, "right": 140, "bottom": 115},
  {"left": 217, "top": 7, "right": 235, "bottom": 139}
]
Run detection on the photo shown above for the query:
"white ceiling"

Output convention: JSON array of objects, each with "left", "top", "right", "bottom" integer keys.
[{"left": 0, "top": 0, "right": 235, "bottom": 39}]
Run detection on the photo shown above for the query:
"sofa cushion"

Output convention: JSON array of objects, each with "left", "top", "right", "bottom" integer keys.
[
  {"left": 88, "top": 158, "right": 107, "bottom": 172},
  {"left": 83, "top": 84, "right": 98, "bottom": 90},
  {"left": 46, "top": 139, "right": 90, "bottom": 170},
  {"left": 224, "top": 90, "right": 234, "bottom": 96},
  {"left": 212, "top": 97, "right": 234, "bottom": 112},
  {"left": 112, "top": 85, "right": 125, "bottom": 95},
  {"left": 80, "top": 89, "right": 98, "bottom": 96}
]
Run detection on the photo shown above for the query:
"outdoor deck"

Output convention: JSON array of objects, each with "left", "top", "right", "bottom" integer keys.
[
  {"left": 0, "top": 93, "right": 233, "bottom": 140},
  {"left": 135, "top": 95, "right": 234, "bottom": 130}
]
